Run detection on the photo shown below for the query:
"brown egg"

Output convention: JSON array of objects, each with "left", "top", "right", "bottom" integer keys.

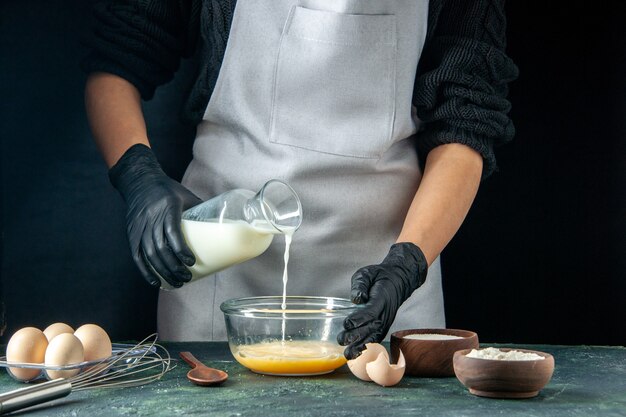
[
  {"left": 347, "top": 343, "right": 389, "bottom": 381},
  {"left": 43, "top": 323, "right": 74, "bottom": 342},
  {"left": 45, "top": 333, "right": 85, "bottom": 379},
  {"left": 74, "top": 324, "right": 112, "bottom": 362},
  {"left": 6, "top": 327, "right": 48, "bottom": 381},
  {"left": 365, "top": 350, "right": 406, "bottom": 387}
]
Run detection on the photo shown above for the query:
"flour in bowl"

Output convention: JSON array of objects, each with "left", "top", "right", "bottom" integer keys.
[
  {"left": 466, "top": 347, "right": 545, "bottom": 361},
  {"left": 404, "top": 334, "right": 463, "bottom": 340}
]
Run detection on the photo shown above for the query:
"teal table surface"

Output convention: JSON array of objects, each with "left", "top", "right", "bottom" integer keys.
[{"left": 1, "top": 343, "right": 624, "bottom": 417}]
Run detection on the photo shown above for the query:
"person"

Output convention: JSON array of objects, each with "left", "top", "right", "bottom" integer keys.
[{"left": 82, "top": 0, "right": 518, "bottom": 359}]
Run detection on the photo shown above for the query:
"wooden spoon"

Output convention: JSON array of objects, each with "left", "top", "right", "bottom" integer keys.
[{"left": 179, "top": 351, "right": 228, "bottom": 386}]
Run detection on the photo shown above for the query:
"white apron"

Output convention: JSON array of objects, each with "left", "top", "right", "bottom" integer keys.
[{"left": 158, "top": 0, "right": 444, "bottom": 341}]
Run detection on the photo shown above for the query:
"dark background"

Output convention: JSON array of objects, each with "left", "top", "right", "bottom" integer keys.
[{"left": 1, "top": 1, "right": 624, "bottom": 345}]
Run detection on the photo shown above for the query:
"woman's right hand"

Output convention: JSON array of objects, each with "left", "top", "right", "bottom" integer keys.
[{"left": 108, "top": 144, "right": 202, "bottom": 288}]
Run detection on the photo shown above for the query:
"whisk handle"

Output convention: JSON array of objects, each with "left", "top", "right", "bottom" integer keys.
[{"left": 0, "top": 378, "right": 72, "bottom": 415}]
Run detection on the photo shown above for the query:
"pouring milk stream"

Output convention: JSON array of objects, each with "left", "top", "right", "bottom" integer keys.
[
  {"left": 170, "top": 179, "right": 347, "bottom": 370},
  {"left": 156, "top": 180, "right": 302, "bottom": 300}
]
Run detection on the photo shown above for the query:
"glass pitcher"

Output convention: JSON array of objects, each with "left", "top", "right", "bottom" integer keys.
[{"left": 159, "top": 179, "right": 302, "bottom": 290}]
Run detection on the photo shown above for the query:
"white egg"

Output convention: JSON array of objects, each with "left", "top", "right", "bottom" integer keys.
[
  {"left": 74, "top": 324, "right": 112, "bottom": 362},
  {"left": 347, "top": 343, "right": 389, "bottom": 381},
  {"left": 365, "top": 350, "right": 406, "bottom": 387},
  {"left": 43, "top": 323, "right": 74, "bottom": 342},
  {"left": 6, "top": 327, "right": 48, "bottom": 381},
  {"left": 45, "top": 333, "right": 85, "bottom": 379}
]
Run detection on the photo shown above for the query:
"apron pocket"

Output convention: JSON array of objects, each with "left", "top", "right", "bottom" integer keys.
[{"left": 270, "top": 6, "right": 397, "bottom": 159}]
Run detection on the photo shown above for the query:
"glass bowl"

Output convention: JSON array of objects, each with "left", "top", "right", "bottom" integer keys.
[{"left": 220, "top": 296, "right": 356, "bottom": 376}]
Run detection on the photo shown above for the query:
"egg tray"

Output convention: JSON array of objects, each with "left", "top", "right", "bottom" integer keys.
[{"left": 0, "top": 343, "right": 156, "bottom": 382}]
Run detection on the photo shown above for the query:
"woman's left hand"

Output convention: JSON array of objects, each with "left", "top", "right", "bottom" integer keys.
[{"left": 337, "top": 242, "right": 428, "bottom": 360}]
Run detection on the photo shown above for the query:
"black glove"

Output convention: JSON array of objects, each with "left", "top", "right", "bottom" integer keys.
[
  {"left": 337, "top": 242, "right": 428, "bottom": 359},
  {"left": 109, "top": 144, "right": 202, "bottom": 288}
]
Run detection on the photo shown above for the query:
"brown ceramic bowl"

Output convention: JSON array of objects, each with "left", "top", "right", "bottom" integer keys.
[
  {"left": 390, "top": 329, "right": 479, "bottom": 377},
  {"left": 453, "top": 348, "right": 555, "bottom": 399}
]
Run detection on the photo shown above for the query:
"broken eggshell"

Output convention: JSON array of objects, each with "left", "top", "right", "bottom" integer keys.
[
  {"left": 347, "top": 343, "right": 389, "bottom": 381},
  {"left": 365, "top": 350, "right": 406, "bottom": 387}
]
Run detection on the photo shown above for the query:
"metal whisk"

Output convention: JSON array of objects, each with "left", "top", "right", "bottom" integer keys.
[{"left": 0, "top": 334, "right": 174, "bottom": 414}]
